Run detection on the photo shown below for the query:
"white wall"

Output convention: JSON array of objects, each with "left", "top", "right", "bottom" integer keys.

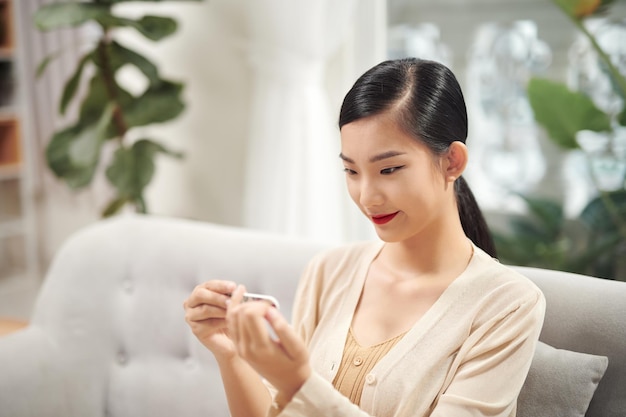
[
  {"left": 30, "top": 0, "right": 384, "bottom": 270},
  {"left": 116, "top": 0, "right": 252, "bottom": 224},
  {"left": 32, "top": 0, "right": 252, "bottom": 269}
]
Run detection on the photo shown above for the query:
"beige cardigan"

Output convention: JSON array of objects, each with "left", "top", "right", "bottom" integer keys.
[{"left": 272, "top": 241, "right": 545, "bottom": 417}]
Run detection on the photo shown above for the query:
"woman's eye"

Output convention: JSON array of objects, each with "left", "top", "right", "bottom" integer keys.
[
  {"left": 343, "top": 168, "right": 357, "bottom": 175},
  {"left": 381, "top": 166, "right": 404, "bottom": 175}
]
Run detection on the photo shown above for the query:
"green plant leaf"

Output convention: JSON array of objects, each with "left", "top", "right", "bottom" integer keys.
[
  {"left": 124, "top": 80, "right": 185, "bottom": 128},
  {"left": 78, "top": 73, "right": 134, "bottom": 138},
  {"left": 508, "top": 217, "right": 552, "bottom": 243},
  {"left": 124, "top": 15, "right": 178, "bottom": 41},
  {"left": 60, "top": 53, "right": 93, "bottom": 115},
  {"left": 69, "top": 104, "right": 114, "bottom": 166},
  {"left": 78, "top": 75, "right": 109, "bottom": 126},
  {"left": 108, "top": 41, "right": 160, "bottom": 85},
  {"left": 34, "top": 2, "right": 112, "bottom": 31},
  {"left": 135, "top": 195, "right": 148, "bottom": 213},
  {"left": 45, "top": 130, "right": 96, "bottom": 189},
  {"left": 102, "top": 196, "right": 130, "bottom": 217},
  {"left": 46, "top": 105, "right": 114, "bottom": 189},
  {"left": 568, "top": 232, "right": 622, "bottom": 276},
  {"left": 133, "top": 16, "right": 178, "bottom": 41},
  {"left": 618, "top": 107, "right": 626, "bottom": 127},
  {"left": 519, "top": 194, "right": 564, "bottom": 238},
  {"left": 46, "top": 125, "right": 84, "bottom": 178},
  {"left": 89, "top": 14, "right": 177, "bottom": 41},
  {"left": 527, "top": 77, "right": 612, "bottom": 149},
  {"left": 579, "top": 190, "right": 626, "bottom": 233},
  {"left": 105, "top": 138, "right": 181, "bottom": 202},
  {"left": 36, "top": 51, "right": 63, "bottom": 78}
]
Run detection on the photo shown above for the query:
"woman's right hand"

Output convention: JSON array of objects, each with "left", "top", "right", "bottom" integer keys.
[{"left": 184, "top": 280, "right": 238, "bottom": 359}]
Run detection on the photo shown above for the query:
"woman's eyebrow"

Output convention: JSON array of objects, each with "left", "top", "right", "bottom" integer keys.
[
  {"left": 339, "top": 151, "right": 406, "bottom": 164},
  {"left": 339, "top": 153, "right": 354, "bottom": 163},
  {"left": 369, "top": 150, "right": 406, "bottom": 162}
]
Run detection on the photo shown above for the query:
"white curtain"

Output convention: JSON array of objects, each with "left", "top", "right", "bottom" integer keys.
[{"left": 240, "top": 0, "right": 357, "bottom": 242}]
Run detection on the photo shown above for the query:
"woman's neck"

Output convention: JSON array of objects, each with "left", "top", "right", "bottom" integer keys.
[{"left": 379, "top": 222, "right": 473, "bottom": 281}]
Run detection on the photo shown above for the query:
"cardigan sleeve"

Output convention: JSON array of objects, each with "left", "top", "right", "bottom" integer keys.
[
  {"left": 290, "top": 256, "right": 323, "bottom": 346},
  {"left": 268, "top": 372, "right": 375, "bottom": 417},
  {"left": 430, "top": 289, "right": 546, "bottom": 417}
]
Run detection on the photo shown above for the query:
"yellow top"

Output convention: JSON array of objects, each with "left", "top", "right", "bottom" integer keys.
[{"left": 333, "top": 328, "right": 406, "bottom": 405}]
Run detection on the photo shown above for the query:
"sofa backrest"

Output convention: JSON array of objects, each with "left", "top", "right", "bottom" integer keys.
[
  {"left": 512, "top": 266, "right": 626, "bottom": 417},
  {"left": 28, "top": 214, "right": 327, "bottom": 417}
]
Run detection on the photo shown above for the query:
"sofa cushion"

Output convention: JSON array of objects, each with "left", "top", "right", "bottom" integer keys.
[{"left": 517, "top": 341, "right": 609, "bottom": 417}]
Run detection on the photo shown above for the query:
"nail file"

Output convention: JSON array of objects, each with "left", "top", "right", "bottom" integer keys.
[{"left": 228, "top": 292, "right": 280, "bottom": 309}]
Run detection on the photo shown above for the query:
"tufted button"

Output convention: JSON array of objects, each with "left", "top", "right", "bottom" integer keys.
[
  {"left": 122, "top": 279, "right": 133, "bottom": 293},
  {"left": 116, "top": 351, "right": 128, "bottom": 366},
  {"left": 185, "top": 356, "right": 195, "bottom": 369},
  {"left": 365, "top": 373, "right": 376, "bottom": 385},
  {"left": 353, "top": 357, "right": 363, "bottom": 366}
]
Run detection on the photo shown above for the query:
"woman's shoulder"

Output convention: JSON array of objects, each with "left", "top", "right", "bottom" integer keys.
[{"left": 470, "top": 245, "right": 544, "bottom": 301}]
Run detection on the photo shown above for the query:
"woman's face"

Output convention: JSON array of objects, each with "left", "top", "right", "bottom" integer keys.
[{"left": 340, "top": 114, "right": 454, "bottom": 243}]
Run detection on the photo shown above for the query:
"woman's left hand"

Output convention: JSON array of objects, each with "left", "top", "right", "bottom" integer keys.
[{"left": 227, "top": 285, "right": 312, "bottom": 403}]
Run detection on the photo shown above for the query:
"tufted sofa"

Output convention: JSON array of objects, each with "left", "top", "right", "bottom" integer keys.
[{"left": 0, "top": 214, "right": 624, "bottom": 417}]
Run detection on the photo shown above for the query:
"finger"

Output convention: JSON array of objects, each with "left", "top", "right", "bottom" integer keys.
[
  {"left": 201, "top": 280, "right": 237, "bottom": 295},
  {"left": 226, "top": 286, "right": 246, "bottom": 345},
  {"left": 238, "top": 303, "right": 272, "bottom": 358},
  {"left": 186, "top": 282, "right": 234, "bottom": 309},
  {"left": 185, "top": 303, "right": 228, "bottom": 322},
  {"left": 228, "top": 284, "right": 247, "bottom": 309},
  {"left": 265, "top": 308, "right": 305, "bottom": 360},
  {"left": 188, "top": 317, "right": 226, "bottom": 332}
]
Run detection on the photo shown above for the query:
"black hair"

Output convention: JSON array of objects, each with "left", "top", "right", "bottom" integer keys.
[{"left": 338, "top": 58, "right": 497, "bottom": 257}]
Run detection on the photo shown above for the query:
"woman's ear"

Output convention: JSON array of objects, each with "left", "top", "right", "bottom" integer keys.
[{"left": 444, "top": 141, "right": 468, "bottom": 182}]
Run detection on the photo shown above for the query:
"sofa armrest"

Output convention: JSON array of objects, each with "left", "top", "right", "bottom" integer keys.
[{"left": 0, "top": 326, "right": 69, "bottom": 417}]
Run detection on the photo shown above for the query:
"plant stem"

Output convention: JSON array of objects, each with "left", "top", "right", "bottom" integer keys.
[
  {"left": 97, "top": 35, "right": 128, "bottom": 141},
  {"left": 552, "top": 1, "right": 626, "bottom": 240},
  {"left": 587, "top": 161, "right": 626, "bottom": 240},
  {"left": 555, "top": 1, "right": 626, "bottom": 100},
  {"left": 599, "top": 189, "right": 626, "bottom": 240}
]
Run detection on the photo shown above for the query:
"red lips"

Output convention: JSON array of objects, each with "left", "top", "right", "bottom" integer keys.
[{"left": 371, "top": 212, "right": 398, "bottom": 225}]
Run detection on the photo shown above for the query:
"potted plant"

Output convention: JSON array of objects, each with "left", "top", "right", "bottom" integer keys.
[
  {"left": 34, "top": 0, "right": 202, "bottom": 216},
  {"left": 495, "top": 0, "right": 626, "bottom": 279}
]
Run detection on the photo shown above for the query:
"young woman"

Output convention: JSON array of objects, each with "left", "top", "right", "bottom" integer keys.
[{"left": 184, "top": 58, "right": 545, "bottom": 417}]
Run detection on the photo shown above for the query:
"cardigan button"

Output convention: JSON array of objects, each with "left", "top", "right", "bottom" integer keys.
[
  {"left": 365, "top": 373, "right": 376, "bottom": 385},
  {"left": 353, "top": 357, "right": 363, "bottom": 366}
]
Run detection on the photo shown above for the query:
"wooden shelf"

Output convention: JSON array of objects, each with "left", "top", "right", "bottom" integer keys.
[
  {"left": 0, "top": 0, "right": 14, "bottom": 52},
  {"left": 0, "top": 163, "right": 19, "bottom": 179},
  {"left": 0, "top": 117, "right": 20, "bottom": 167},
  {"left": 0, "top": 0, "right": 39, "bottom": 308}
]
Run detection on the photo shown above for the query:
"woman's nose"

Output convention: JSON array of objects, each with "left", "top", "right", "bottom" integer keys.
[{"left": 359, "top": 178, "right": 385, "bottom": 208}]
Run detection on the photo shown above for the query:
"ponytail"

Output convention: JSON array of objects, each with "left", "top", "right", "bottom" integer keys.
[{"left": 455, "top": 176, "right": 497, "bottom": 257}]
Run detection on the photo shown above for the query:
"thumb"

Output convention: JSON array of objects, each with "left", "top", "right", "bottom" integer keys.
[{"left": 265, "top": 308, "right": 306, "bottom": 360}]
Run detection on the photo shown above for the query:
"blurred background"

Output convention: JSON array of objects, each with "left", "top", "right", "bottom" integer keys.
[{"left": 1, "top": 0, "right": 625, "bottom": 320}]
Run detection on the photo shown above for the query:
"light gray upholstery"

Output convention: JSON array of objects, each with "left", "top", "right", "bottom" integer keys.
[
  {"left": 0, "top": 214, "right": 623, "bottom": 417},
  {"left": 512, "top": 265, "right": 626, "bottom": 417}
]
